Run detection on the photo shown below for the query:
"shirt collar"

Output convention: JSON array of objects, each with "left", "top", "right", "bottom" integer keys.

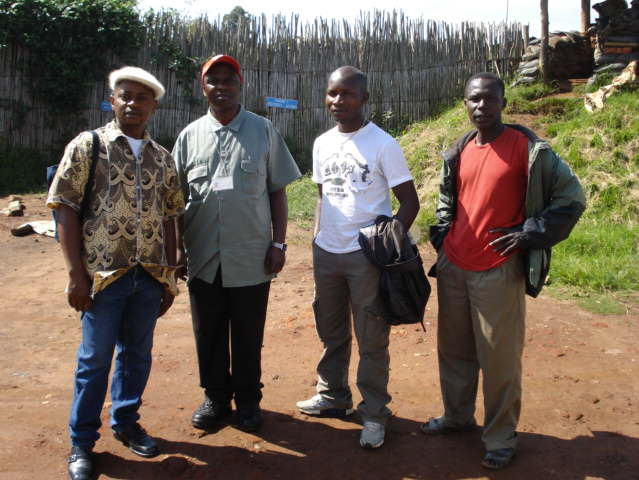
[
  {"left": 104, "top": 120, "right": 159, "bottom": 151},
  {"left": 207, "top": 105, "right": 246, "bottom": 133}
]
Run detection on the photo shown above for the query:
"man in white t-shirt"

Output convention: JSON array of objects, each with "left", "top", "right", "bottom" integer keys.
[{"left": 296, "top": 66, "right": 419, "bottom": 449}]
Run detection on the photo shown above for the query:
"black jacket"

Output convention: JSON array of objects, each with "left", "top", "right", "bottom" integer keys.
[{"left": 359, "top": 215, "right": 431, "bottom": 327}]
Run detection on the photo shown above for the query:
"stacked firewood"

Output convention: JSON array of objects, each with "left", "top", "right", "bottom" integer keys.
[
  {"left": 512, "top": 32, "right": 593, "bottom": 86},
  {"left": 591, "top": 0, "right": 639, "bottom": 72},
  {"left": 512, "top": 1, "right": 639, "bottom": 85}
]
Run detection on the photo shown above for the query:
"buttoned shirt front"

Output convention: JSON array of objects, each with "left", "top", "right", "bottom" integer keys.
[
  {"left": 47, "top": 120, "right": 185, "bottom": 295},
  {"left": 173, "top": 107, "right": 301, "bottom": 287}
]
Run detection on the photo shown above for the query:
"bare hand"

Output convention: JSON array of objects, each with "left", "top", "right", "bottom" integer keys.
[
  {"left": 264, "top": 246, "right": 285, "bottom": 274},
  {"left": 66, "top": 271, "right": 93, "bottom": 312},
  {"left": 488, "top": 227, "right": 529, "bottom": 256},
  {"left": 158, "top": 289, "right": 175, "bottom": 317}
]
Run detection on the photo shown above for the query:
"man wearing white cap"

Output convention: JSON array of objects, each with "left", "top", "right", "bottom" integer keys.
[{"left": 47, "top": 66, "right": 184, "bottom": 480}]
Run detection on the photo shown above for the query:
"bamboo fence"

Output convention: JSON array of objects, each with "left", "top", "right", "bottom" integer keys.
[{"left": 0, "top": 10, "right": 525, "bottom": 169}]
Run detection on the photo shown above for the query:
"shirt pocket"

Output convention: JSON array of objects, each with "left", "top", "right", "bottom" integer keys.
[
  {"left": 240, "top": 156, "right": 266, "bottom": 196},
  {"left": 186, "top": 164, "right": 209, "bottom": 201}
]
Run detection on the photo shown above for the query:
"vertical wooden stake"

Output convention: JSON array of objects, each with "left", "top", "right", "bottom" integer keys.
[
  {"left": 540, "top": 0, "right": 549, "bottom": 83},
  {"left": 581, "top": 0, "right": 591, "bottom": 34}
]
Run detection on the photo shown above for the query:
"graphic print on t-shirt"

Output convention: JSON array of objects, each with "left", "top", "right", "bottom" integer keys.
[{"left": 322, "top": 151, "right": 373, "bottom": 199}]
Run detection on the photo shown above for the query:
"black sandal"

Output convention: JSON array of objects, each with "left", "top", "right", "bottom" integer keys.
[{"left": 481, "top": 448, "right": 515, "bottom": 469}]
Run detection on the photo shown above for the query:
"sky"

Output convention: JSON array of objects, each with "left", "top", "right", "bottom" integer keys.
[{"left": 138, "top": 0, "right": 592, "bottom": 37}]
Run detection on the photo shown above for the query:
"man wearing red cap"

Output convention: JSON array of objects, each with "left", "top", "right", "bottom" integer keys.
[{"left": 173, "top": 54, "right": 301, "bottom": 432}]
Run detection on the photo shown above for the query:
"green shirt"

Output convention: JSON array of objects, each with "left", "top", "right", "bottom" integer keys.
[{"left": 173, "top": 107, "right": 301, "bottom": 287}]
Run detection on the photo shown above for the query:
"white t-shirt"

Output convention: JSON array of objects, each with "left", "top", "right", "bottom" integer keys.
[
  {"left": 125, "top": 135, "right": 144, "bottom": 159},
  {"left": 312, "top": 122, "right": 413, "bottom": 253}
]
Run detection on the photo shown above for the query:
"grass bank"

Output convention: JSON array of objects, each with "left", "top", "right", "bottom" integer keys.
[{"left": 287, "top": 82, "right": 638, "bottom": 313}]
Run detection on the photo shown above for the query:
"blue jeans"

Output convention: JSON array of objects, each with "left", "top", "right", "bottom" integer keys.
[{"left": 69, "top": 266, "right": 163, "bottom": 449}]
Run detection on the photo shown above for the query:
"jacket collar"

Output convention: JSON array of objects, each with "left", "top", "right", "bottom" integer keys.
[{"left": 442, "top": 123, "right": 548, "bottom": 166}]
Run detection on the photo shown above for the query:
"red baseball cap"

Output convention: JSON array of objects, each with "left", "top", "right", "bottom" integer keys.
[{"left": 201, "top": 54, "right": 243, "bottom": 84}]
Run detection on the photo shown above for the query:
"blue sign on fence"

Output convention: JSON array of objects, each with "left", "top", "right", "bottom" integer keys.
[
  {"left": 265, "top": 97, "right": 299, "bottom": 110},
  {"left": 100, "top": 101, "right": 112, "bottom": 112}
]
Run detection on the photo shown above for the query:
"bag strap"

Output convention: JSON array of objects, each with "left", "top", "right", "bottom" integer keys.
[{"left": 79, "top": 130, "right": 100, "bottom": 220}]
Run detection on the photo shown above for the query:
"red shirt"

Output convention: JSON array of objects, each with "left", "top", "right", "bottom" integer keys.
[{"left": 444, "top": 127, "right": 528, "bottom": 271}]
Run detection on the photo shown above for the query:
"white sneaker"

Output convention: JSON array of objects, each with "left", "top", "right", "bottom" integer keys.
[
  {"left": 359, "top": 421, "right": 385, "bottom": 449},
  {"left": 296, "top": 394, "right": 354, "bottom": 417}
]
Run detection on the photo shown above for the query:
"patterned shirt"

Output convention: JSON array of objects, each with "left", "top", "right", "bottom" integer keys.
[{"left": 47, "top": 120, "right": 185, "bottom": 295}]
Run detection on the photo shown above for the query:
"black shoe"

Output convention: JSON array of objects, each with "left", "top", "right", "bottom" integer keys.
[
  {"left": 191, "top": 399, "right": 232, "bottom": 430},
  {"left": 68, "top": 446, "right": 92, "bottom": 480},
  {"left": 236, "top": 406, "right": 263, "bottom": 433},
  {"left": 113, "top": 423, "right": 159, "bottom": 458}
]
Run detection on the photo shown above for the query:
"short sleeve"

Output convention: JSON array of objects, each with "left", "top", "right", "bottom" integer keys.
[
  {"left": 311, "top": 138, "right": 322, "bottom": 184},
  {"left": 171, "top": 131, "right": 190, "bottom": 205},
  {"left": 378, "top": 138, "right": 413, "bottom": 188},
  {"left": 46, "top": 132, "right": 93, "bottom": 212},
  {"left": 163, "top": 153, "right": 186, "bottom": 218},
  {"left": 266, "top": 123, "right": 301, "bottom": 192}
]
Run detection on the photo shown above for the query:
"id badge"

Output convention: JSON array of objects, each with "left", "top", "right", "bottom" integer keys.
[{"left": 211, "top": 176, "right": 234, "bottom": 191}]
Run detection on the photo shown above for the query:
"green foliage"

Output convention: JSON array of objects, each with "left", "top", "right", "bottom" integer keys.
[
  {"left": 146, "top": 10, "right": 203, "bottom": 102},
  {"left": 369, "top": 109, "right": 410, "bottom": 138},
  {"left": 397, "top": 83, "right": 639, "bottom": 306},
  {"left": 0, "top": 0, "right": 144, "bottom": 115},
  {"left": 585, "top": 72, "right": 616, "bottom": 93},
  {"left": 550, "top": 221, "right": 639, "bottom": 292},
  {"left": 509, "top": 81, "right": 558, "bottom": 102},
  {"left": 0, "top": 144, "right": 54, "bottom": 194},
  {"left": 287, "top": 175, "right": 316, "bottom": 229},
  {"left": 537, "top": 90, "right": 639, "bottom": 224},
  {"left": 399, "top": 101, "right": 468, "bottom": 241},
  {"left": 285, "top": 135, "right": 314, "bottom": 174},
  {"left": 505, "top": 81, "right": 559, "bottom": 114},
  {"left": 223, "top": 5, "right": 251, "bottom": 29}
]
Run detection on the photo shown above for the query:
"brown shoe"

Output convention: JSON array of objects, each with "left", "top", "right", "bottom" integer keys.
[{"left": 481, "top": 448, "right": 516, "bottom": 469}]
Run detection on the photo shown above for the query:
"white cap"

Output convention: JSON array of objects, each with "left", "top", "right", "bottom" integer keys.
[{"left": 108, "top": 66, "right": 165, "bottom": 101}]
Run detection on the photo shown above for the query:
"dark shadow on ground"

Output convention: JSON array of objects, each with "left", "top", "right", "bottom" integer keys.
[{"left": 93, "top": 410, "right": 639, "bottom": 480}]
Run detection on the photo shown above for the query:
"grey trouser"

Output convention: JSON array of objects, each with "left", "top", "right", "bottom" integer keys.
[
  {"left": 312, "top": 242, "right": 392, "bottom": 424},
  {"left": 436, "top": 250, "right": 526, "bottom": 450}
]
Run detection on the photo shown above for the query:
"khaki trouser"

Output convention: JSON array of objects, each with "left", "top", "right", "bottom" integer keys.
[
  {"left": 312, "top": 243, "right": 392, "bottom": 424},
  {"left": 436, "top": 250, "right": 526, "bottom": 450}
]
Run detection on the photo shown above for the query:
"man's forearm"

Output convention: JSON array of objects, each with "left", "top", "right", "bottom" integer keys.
[
  {"left": 313, "top": 198, "right": 322, "bottom": 237},
  {"left": 269, "top": 188, "right": 288, "bottom": 243},
  {"left": 313, "top": 184, "right": 323, "bottom": 237},
  {"left": 392, "top": 181, "right": 420, "bottom": 231},
  {"left": 57, "top": 205, "right": 87, "bottom": 277},
  {"left": 163, "top": 218, "right": 177, "bottom": 267}
]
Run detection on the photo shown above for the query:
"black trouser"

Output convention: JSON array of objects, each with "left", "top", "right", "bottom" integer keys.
[{"left": 188, "top": 270, "right": 270, "bottom": 408}]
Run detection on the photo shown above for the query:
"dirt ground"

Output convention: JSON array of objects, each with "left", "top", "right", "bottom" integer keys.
[{"left": 1, "top": 194, "right": 638, "bottom": 480}]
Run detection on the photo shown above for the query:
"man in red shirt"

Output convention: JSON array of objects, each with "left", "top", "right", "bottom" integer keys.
[{"left": 421, "top": 72, "right": 585, "bottom": 469}]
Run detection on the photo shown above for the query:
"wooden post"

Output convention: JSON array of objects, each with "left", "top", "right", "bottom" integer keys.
[
  {"left": 540, "top": 0, "right": 549, "bottom": 83},
  {"left": 581, "top": 0, "right": 591, "bottom": 34},
  {"left": 523, "top": 24, "right": 530, "bottom": 48}
]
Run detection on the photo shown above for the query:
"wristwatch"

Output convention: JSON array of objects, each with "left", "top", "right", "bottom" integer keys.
[{"left": 272, "top": 241, "right": 287, "bottom": 252}]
